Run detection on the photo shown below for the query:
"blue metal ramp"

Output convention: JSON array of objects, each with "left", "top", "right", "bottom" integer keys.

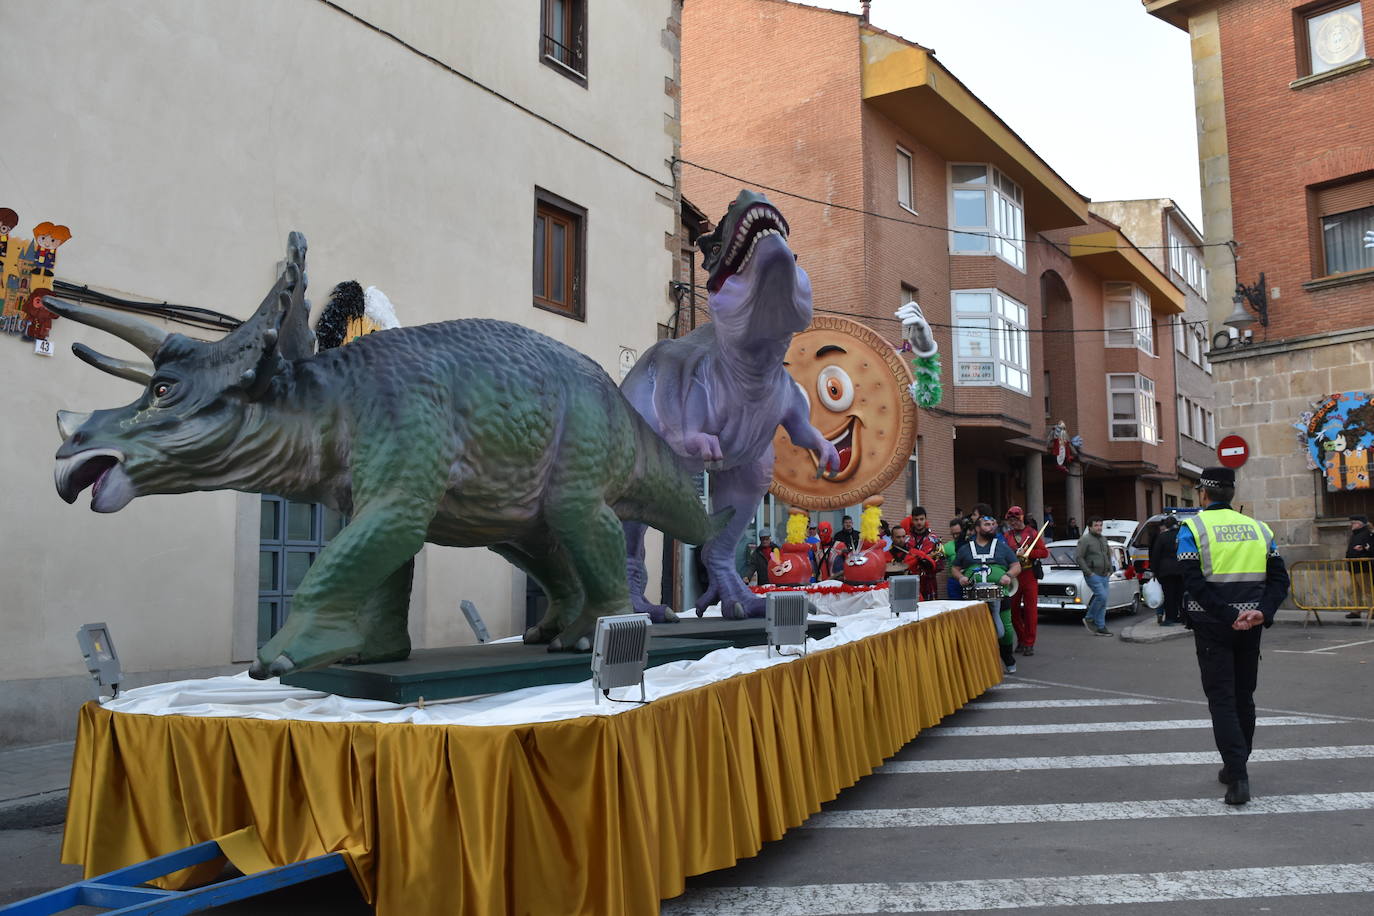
[{"left": 0, "top": 837, "right": 348, "bottom": 915}]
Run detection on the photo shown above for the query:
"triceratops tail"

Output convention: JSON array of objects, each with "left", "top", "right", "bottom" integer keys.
[{"left": 618, "top": 418, "right": 734, "bottom": 545}]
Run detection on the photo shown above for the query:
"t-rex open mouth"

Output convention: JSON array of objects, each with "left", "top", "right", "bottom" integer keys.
[
  {"left": 814, "top": 415, "right": 861, "bottom": 482},
  {"left": 709, "top": 203, "right": 791, "bottom": 291}
]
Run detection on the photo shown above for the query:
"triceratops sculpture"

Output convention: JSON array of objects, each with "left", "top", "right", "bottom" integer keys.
[{"left": 50, "top": 233, "right": 729, "bottom": 676}]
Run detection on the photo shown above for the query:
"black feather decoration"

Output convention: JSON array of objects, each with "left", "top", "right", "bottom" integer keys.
[{"left": 316, "top": 280, "right": 365, "bottom": 350}]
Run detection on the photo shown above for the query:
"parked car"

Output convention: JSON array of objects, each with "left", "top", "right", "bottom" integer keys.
[
  {"left": 1037, "top": 538, "right": 1141, "bottom": 617},
  {"left": 1127, "top": 508, "right": 1202, "bottom": 573}
]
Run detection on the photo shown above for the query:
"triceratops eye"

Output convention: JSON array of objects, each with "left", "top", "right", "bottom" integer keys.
[{"left": 153, "top": 382, "right": 173, "bottom": 399}]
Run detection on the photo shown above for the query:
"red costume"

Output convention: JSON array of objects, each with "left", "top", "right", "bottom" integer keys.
[
  {"left": 1002, "top": 517, "right": 1049, "bottom": 650},
  {"left": 902, "top": 527, "right": 945, "bottom": 600}
]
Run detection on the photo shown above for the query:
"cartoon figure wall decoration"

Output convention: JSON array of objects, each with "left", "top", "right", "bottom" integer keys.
[
  {"left": 1, "top": 210, "right": 72, "bottom": 341},
  {"left": 1297, "top": 392, "right": 1374, "bottom": 490},
  {"left": 1049, "top": 419, "right": 1083, "bottom": 472},
  {"left": 770, "top": 315, "right": 918, "bottom": 510}
]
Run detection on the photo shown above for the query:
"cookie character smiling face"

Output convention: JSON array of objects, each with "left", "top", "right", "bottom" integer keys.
[{"left": 770, "top": 316, "right": 917, "bottom": 510}]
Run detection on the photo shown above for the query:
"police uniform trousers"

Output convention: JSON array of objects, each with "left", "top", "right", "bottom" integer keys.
[{"left": 1191, "top": 619, "right": 1263, "bottom": 779}]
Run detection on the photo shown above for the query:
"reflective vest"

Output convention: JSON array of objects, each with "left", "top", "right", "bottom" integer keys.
[{"left": 1183, "top": 508, "right": 1273, "bottom": 584}]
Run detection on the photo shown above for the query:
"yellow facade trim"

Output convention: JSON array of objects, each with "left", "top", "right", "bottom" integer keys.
[
  {"left": 1069, "top": 230, "right": 1186, "bottom": 313},
  {"left": 861, "top": 31, "right": 1089, "bottom": 230}
]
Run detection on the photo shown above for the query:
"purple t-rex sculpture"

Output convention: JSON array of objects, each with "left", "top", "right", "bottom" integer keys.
[{"left": 622, "top": 191, "right": 840, "bottom": 620}]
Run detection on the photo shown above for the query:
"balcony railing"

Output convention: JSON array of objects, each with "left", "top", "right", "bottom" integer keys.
[{"left": 542, "top": 32, "right": 585, "bottom": 77}]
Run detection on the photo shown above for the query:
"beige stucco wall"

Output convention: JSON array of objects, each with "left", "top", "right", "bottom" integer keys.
[{"left": 0, "top": 0, "right": 677, "bottom": 740}]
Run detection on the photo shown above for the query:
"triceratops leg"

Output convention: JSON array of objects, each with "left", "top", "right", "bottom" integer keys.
[
  {"left": 346, "top": 558, "right": 415, "bottom": 665},
  {"left": 250, "top": 497, "right": 429, "bottom": 678},
  {"left": 544, "top": 500, "right": 634, "bottom": 652},
  {"left": 623, "top": 520, "right": 677, "bottom": 624},
  {"left": 697, "top": 459, "right": 772, "bottom": 620},
  {"left": 487, "top": 540, "right": 587, "bottom": 646}
]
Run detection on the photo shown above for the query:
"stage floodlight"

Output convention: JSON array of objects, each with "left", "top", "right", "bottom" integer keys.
[
  {"left": 460, "top": 600, "right": 490, "bottom": 644},
  {"left": 889, "top": 575, "right": 922, "bottom": 617},
  {"left": 591, "top": 613, "right": 651, "bottom": 704},
  {"left": 76, "top": 623, "right": 122, "bottom": 701},
  {"left": 765, "top": 592, "right": 811, "bottom": 657}
]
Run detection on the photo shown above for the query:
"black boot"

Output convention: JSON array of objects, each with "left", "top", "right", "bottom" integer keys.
[
  {"left": 1218, "top": 767, "right": 1234, "bottom": 785},
  {"left": 1224, "top": 778, "right": 1250, "bottom": 805}
]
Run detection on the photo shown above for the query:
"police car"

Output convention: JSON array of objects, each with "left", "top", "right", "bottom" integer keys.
[{"left": 1036, "top": 538, "right": 1141, "bottom": 616}]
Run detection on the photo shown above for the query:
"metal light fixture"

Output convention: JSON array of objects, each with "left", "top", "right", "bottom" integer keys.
[
  {"left": 889, "top": 575, "right": 922, "bottom": 617},
  {"left": 765, "top": 592, "right": 812, "bottom": 657},
  {"left": 459, "top": 600, "right": 490, "bottom": 644},
  {"left": 590, "top": 613, "right": 651, "bottom": 704},
  {"left": 1223, "top": 273, "right": 1268, "bottom": 330},
  {"left": 76, "top": 623, "right": 122, "bottom": 701}
]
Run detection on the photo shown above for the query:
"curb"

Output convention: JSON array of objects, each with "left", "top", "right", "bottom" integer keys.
[
  {"left": 1119, "top": 620, "right": 1193, "bottom": 644},
  {"left": 0, "top": 790, "right": 68, "bottom": 830}
]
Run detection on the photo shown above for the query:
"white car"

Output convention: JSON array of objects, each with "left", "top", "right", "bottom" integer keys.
[{"left": 1035, "top": 539, "right": 1141, "bottom": 616}]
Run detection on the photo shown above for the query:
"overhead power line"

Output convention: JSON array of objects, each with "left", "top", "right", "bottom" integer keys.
[{"left": 674, "top": 157, "right": 1224, "bottom": 254}]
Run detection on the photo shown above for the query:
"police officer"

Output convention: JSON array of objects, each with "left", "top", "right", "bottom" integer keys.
[{"left": 1176, "top": 466, "right": 1289, "bottom": 806}]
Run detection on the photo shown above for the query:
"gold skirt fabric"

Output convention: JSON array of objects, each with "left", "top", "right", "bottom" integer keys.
[{"left": 61, "top": 604, "right": 1000, "bottom": 915}]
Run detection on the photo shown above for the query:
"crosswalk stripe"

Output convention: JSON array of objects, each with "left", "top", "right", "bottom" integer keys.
[
  {"left": 985, "top": 682, "right": 1044, "bottom": 689},
  {"left": 968, "top": 698, "right": 1158, "bottom": 709},
  {"left": 928, "top": 715, "right": 1335, "bottom": 736},
  {"left": 802, "top": 792, "right": 1374, "bottom": 829},
  {"left": 660, "top": 862, "right": 1374, "bottom": 914},
  {"left": 880, "top": 744, "right": 1374, "bottom": 773}
]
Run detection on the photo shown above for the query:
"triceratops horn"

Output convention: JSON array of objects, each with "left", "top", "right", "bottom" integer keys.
[
  {"left": 57, "top": 410, "right": 92, "bottom": 440},
  {"left": 71, "top": 342, "right": 154, "bottom": 386},
  {"left": 43, "top": 297, "right": 169, "bottom": 358}
]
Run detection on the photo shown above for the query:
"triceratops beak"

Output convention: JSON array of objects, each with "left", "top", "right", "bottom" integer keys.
[{"left": 57, "top": 410, "right": 93, "bottom": 441}]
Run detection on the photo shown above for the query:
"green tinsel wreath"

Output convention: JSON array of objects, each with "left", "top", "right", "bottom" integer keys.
[{"left": 909, "top": 354, "right": 943, "bottom": 408}]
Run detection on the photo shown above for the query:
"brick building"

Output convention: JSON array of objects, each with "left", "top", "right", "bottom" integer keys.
[
  {"left": 1146, "top": 0, "right": 1374, "bottom": 558},
  {"left": 682, "top": 0, "right": 1183, "bottom": 535}
]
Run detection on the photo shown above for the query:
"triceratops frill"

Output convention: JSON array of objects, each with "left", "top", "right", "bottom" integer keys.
[{"left": 50, "top": 233, "right": 731, "bottom": 677}]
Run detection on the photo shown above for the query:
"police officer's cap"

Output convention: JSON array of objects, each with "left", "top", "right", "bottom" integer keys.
[{"left": 1196, "top": 466, "right": 1235, "bottom": 489}]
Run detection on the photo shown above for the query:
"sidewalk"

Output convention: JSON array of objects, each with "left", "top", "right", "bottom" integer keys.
[
  {"left": 0, "top": 741, "right": 74, "bottom": 829},
  {"left": 1120, "top": 606, "right": 1315, "bottom": 644}
]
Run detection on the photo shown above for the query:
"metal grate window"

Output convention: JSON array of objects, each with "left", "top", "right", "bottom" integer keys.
[{"left": 258, "top": 495, "right": 345, "bottom": 646}]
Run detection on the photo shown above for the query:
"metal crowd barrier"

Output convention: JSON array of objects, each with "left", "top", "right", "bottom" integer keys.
[{"left": 1287, "top": 559, "right": 1374, "bottom": 628}]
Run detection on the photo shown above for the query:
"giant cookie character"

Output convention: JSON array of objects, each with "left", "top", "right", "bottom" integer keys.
[
  {"left": 621, "top": 192, "right": 840, "bottom": 620},
  {"left": 50, "top": 233, "right": 729, "bottom": 675}
]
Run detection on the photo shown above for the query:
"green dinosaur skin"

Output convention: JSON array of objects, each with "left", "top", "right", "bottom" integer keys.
[{"left": 50, "top": 234, "right": 727, "bottom": 677}]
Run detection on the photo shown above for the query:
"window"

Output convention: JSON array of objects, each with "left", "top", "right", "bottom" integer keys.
[
  {"left": 1186, "top": 326, "right": 1201, "bottom": 365},
  {"left": 949, "top": 164, "right": 1025, "bottom": 270},
  {"left": 953, "top": 289, "right": 1029, "bottom": 394},
  {"left": 1108, "top": 373, "right": 1158, "bottom": 442},
  {"left": 1104, "top": 282, "right": 1154, "bottom": 354},
  {"left": 1044, "top": 370, "right": 1052, "bottom": 418},
  {"left": 258, "top": 496, "right": 345, "bottom": 645},
  {"left": 534, "top": 189, "right": 586, "bottom": 320},
  {"left": 1177, "top": 394, "right": 1189, "bottom": 438},
  {"left": 541, "top": 0, "right": 587, "bottom": 81},
  {"left": 1301, "top": 2, "right": 1365, "bottom": 76},
  {"left": 897, "top": 147, "right": 915, "bottom": 212},
  {"left": 1169, "top": 232, "right": 1206, "bottom": 293},
  {"left": 1316, "top": 175, "right": 1374, "bottom": 275},
  {"left": 1173, "top": 317, "right": 1187, "bottom": 354}
]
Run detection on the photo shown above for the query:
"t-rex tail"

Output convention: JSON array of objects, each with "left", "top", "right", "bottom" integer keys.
[{"left": 616, "top": 415, "right": 733, "bottom": 545}]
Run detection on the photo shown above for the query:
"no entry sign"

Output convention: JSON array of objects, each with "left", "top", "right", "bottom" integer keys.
[{"left": 1217, "top": 435, "right": 1249, "bottom": 468}]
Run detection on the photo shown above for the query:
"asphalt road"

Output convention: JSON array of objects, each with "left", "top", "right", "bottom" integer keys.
[{"left": 3, "top": 615, "right": 1371, "bottom": 914}]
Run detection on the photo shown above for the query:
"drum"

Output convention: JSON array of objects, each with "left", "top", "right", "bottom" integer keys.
[{"left": 966, "top": 563, "right": 1018, "bottom": 599}]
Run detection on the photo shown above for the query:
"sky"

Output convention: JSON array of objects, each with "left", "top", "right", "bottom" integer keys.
[{"left": 802, "top": 0, "right": 1204, "bottom": 228}]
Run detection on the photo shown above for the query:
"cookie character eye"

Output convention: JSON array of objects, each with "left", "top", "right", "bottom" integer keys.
[{"left": 817, "top": 365, "right": 854, "bottom": 412}]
